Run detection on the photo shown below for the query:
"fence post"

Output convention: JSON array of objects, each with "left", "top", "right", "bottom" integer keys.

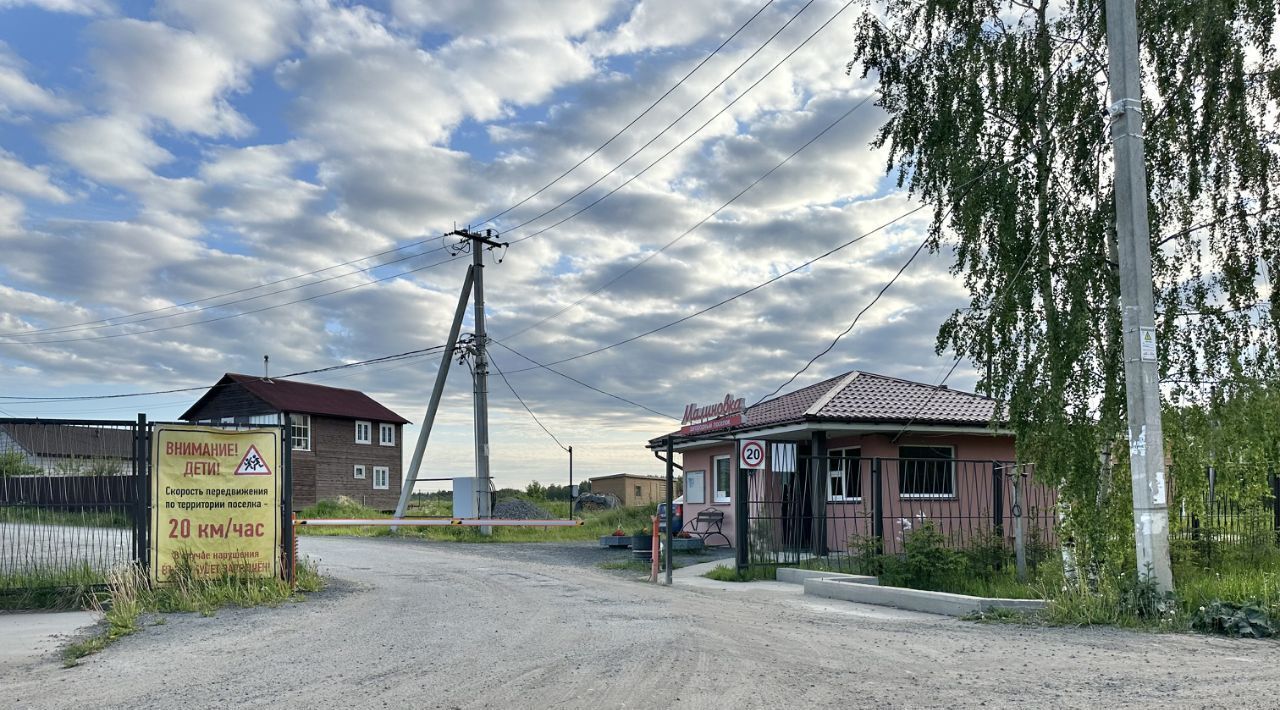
[
  {"left": 134, "top": 412, "right": 148, "bottom": 571},
  {"left": 991, "top": 462, "right": 1005, "bottom": 538},
  {"left": 871, "top": 458, "right": 884, "bottom": 555},
  {"left": 1271, "top": 469, "right": 1279, "bottom": 542},
  {"left": 735, "top": 453, "right": 749, "bottom": 573},
  {"left": 810, "top": 431, "right": 827, "bottom": 556},
  {"left": 1013, "top": 469, "right": 1027, "bottom": 581}
]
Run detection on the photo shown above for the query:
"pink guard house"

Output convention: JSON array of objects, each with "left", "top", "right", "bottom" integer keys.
[{"left": 648, "top": 371, "right": 1057, "bottom": 563}]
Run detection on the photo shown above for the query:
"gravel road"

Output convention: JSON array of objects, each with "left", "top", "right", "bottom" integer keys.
[{"left": 5, "top": 536, "right": 1278, "bottom": 709}]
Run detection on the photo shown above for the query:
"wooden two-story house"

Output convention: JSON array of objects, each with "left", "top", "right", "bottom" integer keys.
[{"left": 181, "top": 373, "right": 410, "bottom": 511}]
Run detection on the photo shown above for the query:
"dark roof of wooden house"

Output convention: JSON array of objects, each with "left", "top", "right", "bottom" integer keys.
[
  {"left": 180, "top": 373, "right": 410, "bottom": 424},
  {"left": 0, "top": 423, "right": 134, "bottom": 459}
]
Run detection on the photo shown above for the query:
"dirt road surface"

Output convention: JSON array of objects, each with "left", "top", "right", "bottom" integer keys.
[{"left": 4, "top": 536, "right": 1277, "bottom": 709}]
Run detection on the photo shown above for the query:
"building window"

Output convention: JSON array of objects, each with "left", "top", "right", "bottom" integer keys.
[
  {"left": 353, "top": 465, "right": 366, "bottom": 480},
  {"left": 828, "top": 447, "right": 862, "bottom": 501},
  {"left": 290, "top": 414, "right": 311, "bottom": 451},
  {"left": 634, "top": 485, "right": 642, "bottom": 498},
  {"left": 355, "top": 421, "right": 371, "bottom": 444},
  {"left": 713, "top": 456, "right": 731, "bottom": 503},
  {"left": 898, "top": 445, "right": 956, "bottom": 498},
  {"left": 684, "top": 470, "right": 705, "bottom": 504},
  {"left": 373, "top": 466, "right": 389, "bottom": 490},
  {"left": 379, "top": 423, "right": 395, "bottom": 446}
]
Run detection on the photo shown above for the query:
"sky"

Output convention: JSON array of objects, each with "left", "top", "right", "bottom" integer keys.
[{"left": 0, "top": 0, "right": 977, "bottom": 492}]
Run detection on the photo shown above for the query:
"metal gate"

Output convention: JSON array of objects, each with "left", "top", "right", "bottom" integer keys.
[{"left": 2, "top": 416, "right": 294, "bottom": 596}]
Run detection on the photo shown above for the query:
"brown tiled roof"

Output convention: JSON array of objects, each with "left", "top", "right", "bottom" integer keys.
[
  {"left": 652, "top": 371, "right": 998, "bottom": 442},
  {"left": 182, "top": 374, "right": 410, "bottom": 424},
  {"left": 1, "top": 423, "right": 133, "bottom": 459}
]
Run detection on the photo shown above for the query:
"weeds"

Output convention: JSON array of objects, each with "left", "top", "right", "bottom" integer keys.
[{"left": 703, "top": 565, "right": 776, "bottom": 582}]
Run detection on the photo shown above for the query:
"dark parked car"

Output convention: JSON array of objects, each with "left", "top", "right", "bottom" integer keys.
[{"left": 656, "top": 496, "right": 683, "bottom": 534}]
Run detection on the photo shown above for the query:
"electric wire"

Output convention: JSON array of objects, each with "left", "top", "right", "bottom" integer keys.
[
  {"left": 500, "top": 0, "right": 856, "bottom": 248},
  {"left": 489, "top": 339, "right": 677, "bottom": 420},
  {"left": 488, "top": 352, "right": 569, "bottom": 451},
  {"left": 499, "top": 91, "right": 877, "bottom": 342}
]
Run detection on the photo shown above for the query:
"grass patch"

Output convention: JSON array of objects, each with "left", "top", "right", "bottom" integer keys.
[
  {"left": 703, "top": 564, "right": 776, "bottom": 582},
  {"left": 62, "top": 557, "right": 324, "bottom": 666},
  {"left": 0, "top": 564, "right": 108, "bottom": 610},
  {"left": 0, "top": 506, "right": 131, "bottom": 528},
  {"left": 297, "top": 497, "right": 656, "bottom": 543}
]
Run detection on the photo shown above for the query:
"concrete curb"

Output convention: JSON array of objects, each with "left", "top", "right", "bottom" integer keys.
[
  {"left": 803, "top": 578, "right": 1047, "bottom": 617},
  {"left": 775, "top": 568, "right": 878, "bottom": 586}
]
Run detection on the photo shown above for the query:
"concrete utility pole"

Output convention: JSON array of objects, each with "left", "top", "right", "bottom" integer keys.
[
  {"left": 1105, "top": 0, "right": 1174, "bottom": 592},
  {"left": 454, "top": 227, "right": 505, "bottom": 535}
]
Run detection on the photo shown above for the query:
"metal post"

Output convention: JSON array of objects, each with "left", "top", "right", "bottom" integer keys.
[
  {"left": 1105, "top": 0, "right": 1174, "bottom": 592},
  {"left": 664, "top": 438, "right": 674, "bottom": 585},
  {"left": 734, "top": 439, "right": 748, "bottom": 573},
  {"left": 393, "top": 266, "right": 475, "bottom": 523},
  {"left": 871, "top": 458, "right": 884, "bottom": 555},
  {"left": 134, "top": 413, "right": 147, "bottom": 569},
  {"left": 1270, "top": 470, "right": 1279, "bottom": 541},
  {"left": 472, "top": 238, "right": 493, "bottom": 535},
  {"left": 992, "top": 461, "right": 1005, "bottom": 538},
  {"left": 568, "top": 445, "right": 574, "bottom": 521},
  {"left": 281, "top": 420, "right": 294, "bottom": 583},
  {"left": 1013, "top": 469, "right": 1027, "bottom": 581},
  {"left": 810, "top": 431, "right": 827, "bottom": 556}
]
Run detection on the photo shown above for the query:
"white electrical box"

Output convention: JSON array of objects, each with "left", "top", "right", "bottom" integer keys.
[{"left": 453, "top": 477, "right": 477, "bottom": 518}]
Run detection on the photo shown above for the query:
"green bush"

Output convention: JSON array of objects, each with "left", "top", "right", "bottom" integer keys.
[
  {"left": 0, "top": 451, "right": 41, "bottom": 477},
  {"left": 881, "top": 522, "right": 965, "bottom": 591}
]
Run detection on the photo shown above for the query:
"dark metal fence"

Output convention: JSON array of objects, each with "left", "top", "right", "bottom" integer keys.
[
  {"left": 1171, "top": 469, "right": 1279, "bottom": 563},
  {"left": 0, "top": 418, "right": 145, "bottom": 587},
  {"left": 741, "top": 456, "right": 1058, "bottom": 572}
]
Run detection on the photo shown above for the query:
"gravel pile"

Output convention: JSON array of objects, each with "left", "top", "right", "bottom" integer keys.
[
  {"left": 572, "top": 493, "right": 620, "bottom": 512},
  {"left": 492, "top": 499, "right": 553, "bottom": 520}
]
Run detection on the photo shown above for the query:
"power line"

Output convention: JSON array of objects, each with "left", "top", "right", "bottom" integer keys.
[
  {"left": 489, "top": 338, "right": 676, "bottom": 420},
  {"left": 488, "top": 352, "right": 569, "bottom": 451},
  {"left": 499, "top": 92, "right": 877, "bottom": 342},
  {"left": 500, "top": 0, "right": 855, "bottom": 248},
  {"left": 0, "top": 344, "right": 451, "bottom": 403},
  {"left": 477, "top": 0, "right": 779, "bottom": 227}
]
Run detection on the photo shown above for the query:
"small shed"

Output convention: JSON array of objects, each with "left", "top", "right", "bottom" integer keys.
[{"left": 588, "top": 473, "right": 670, "bottom": 507}]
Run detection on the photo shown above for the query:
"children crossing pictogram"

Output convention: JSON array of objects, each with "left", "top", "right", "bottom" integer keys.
[{"left": 234, "top": 444, "right": 272, "bottom": 476}]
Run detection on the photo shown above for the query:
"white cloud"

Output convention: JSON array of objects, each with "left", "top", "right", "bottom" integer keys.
[
  {"left": 0, "top": 150, "right": 71, "bottom": 202},
  {"left": 0, "top": 0, "right": 111, "bottom": 14},
  {"left": 389, "top": 0, "right": 620, "bottom": 39},
  {"left": 87, "top": 18, "right": 250, "bottom": 137},
  {"left": 46, "top": 114, "right": 172, "bottom": 184},
  {"left": 155, "top": 0, "right": 301, "bottom": 65},
  {"left": 0, "top": 192, "right": 22, "bottom": 232},
  {"left": 0, "top": 43, "right": 76, "bottom": 116}
]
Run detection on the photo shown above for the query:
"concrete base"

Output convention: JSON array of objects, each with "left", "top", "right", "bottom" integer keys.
[
  {"left": 775, "top": 568, "right": 877, "bottom": 586},
  {"left": 599, "top": 535, "right": 631, "bottom": 548},
  {"left": 804, "top": 578, "right": 1047, "bottom": 617},
  {"left": 670, "top": 538, "right": 704, "bottom": 552}
]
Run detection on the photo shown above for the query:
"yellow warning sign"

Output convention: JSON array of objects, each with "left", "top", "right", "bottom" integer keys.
[{"left": 150, "top": 425, "right": 281, "bottom": 584}]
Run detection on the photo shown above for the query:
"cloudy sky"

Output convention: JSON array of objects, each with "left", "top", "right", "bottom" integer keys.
[{"left": 0, "top": 0, "right": 974, "bottom": 490}]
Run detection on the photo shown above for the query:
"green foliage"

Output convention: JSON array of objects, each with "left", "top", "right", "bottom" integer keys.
[
  {"left": 881, "top": 522, "right": 965, "bottom": 590},
  {"left": 0, "top": 564, "right": 107, "bottom": 610},
  {"left": 524, "top": 480, "right": 547, "bottom": 500},
  {"left": 0, "top": 451, "right": 41, "bottom": 477},
  {"left": 852, "top": 0, "right": 1280, "bottom": 572},
  {"left": 704, "top": 565, "right": 776, "bottom": 582},
  {"left": 1192, "top": 600, "right": 1275, "bottom": 638}
]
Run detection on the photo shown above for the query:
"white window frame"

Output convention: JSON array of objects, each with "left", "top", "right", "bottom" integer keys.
[
  {"left": 898, "top": 445, "right": 957, "bottom": 499},
  {"left": 353, "top": 464, "right": 366, "bottom": 480},
  {"left": 290, "top": 414, "right": 311, "bottom": 451},
  {"left": 379, "top": 423, "right": 395, "bottom": 446},
  {"left": 827, "top": 447, "right": 862, "bottom": 502},
  {"left": 372, "top": 466, "right": 389, "bottom": 490},
  {"left": 713, "top": 455, "right": 731, "bottom": 503},
  {"left": 355, "top": 421, "right": 371, "bottom": 444}
]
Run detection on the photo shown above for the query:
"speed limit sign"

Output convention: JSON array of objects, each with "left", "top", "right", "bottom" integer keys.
[{"left": 739, "top": 439, "right": 766, "bottom": 469}]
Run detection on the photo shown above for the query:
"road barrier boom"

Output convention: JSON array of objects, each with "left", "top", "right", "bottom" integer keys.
[{"left": 297, "top": 518, "right": 584, "bottom": 527}]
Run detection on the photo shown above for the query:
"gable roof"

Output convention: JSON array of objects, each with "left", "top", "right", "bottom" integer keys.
[
  {"left": 180, "top": 373, "right": 410, "bottom": 424},
  {"left": 653, "top": 371, "right": 999, "bottom": 443},
  {"left": 1, "top": 423, "right": 133, "bottom": 459}
]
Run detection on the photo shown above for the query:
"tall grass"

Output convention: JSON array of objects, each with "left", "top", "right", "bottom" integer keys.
[
  {"left": 63, "top": 557, "right": 324, "bottom": 666},
  {"left": 0, "top": 564, "right": 108, "bottom": 610}
]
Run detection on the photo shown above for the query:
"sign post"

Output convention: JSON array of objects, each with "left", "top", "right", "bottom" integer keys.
[{"left": 150, "top": 425, "right": 283, "bottom": 584}]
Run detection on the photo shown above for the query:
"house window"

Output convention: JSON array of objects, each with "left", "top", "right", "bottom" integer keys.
[
  {"left": 713, "top": 456, "right": 731, "bottom": 503},
  {"left": 634, "top": 485, "right": 642, "bottom": 498},
  {"left": 379, "top": 423, "right": 395, "bottom": 446},
  {"left": 353, "top": 465, "right": 366, "bottom": 480},
  {"left": 828, "top": 447, "right": 862, "bottom": 501},
  {"left": 355, "top": 421, "right": 371, "bottom": 444},
  {"left": 898, "top": 445, "right": 956, "bottom": 498},
  {"left": 373, "top": 466, "right": 389, "bottom": 490},
  {"left": 290, "top": 414, "right": 311, "bottom": 451}
]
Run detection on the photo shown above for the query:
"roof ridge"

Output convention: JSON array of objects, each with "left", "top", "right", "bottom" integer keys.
[
  {"left": 855, "top": 369, "right": 996, "bottom": 401},
  {"left": 804, "top": 371, "right": 861, "bottom": 416},
  {"left": 226, "top": 372, "right": 364, "bottom": 395}
]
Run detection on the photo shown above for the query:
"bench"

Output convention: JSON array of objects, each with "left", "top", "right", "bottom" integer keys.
[{"left": 685, "top": 508, "right": 730, "bottom": 547}]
